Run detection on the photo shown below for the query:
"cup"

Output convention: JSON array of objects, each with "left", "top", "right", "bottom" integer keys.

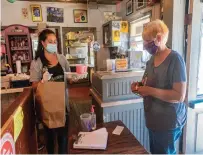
[
  {"left": 76, "top": 65, "right": 87, "bottom": 74},
  {"left": 106, "top": 59, "right": 115, "bottom": 71},
  {"left": 80, "top": 113, "right": 92, "bottom": 132}
]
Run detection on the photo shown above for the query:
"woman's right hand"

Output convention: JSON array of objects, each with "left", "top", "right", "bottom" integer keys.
[
  {"left": 42, "top": 71, "right": 52, "bottom": 82},
  {"left": 131, "top": 81, "right": 144, "bottom": 93},
  {"left": 131, "top": 82, "right": 139, "bottom": 93}
]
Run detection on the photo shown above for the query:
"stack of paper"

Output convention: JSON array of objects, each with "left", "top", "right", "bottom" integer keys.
[{"left": 73, "top": 128, "right": 108, "bottom": 150}]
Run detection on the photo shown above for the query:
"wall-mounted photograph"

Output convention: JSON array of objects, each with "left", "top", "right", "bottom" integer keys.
[
  {"left": 126, "top": 0, "right": 133, "bottom": 16},
  {"left": 30, "top": 4, "right": 43, "bottom": 22},
  {"left": 47, "top": 7, "right": 64, "bottom": 23},
  {"left": 73, "top": 9, "right": 88, "bottom": 23},
  {"left": 136, "top": 0, "right": 145, "bottom": 11}
]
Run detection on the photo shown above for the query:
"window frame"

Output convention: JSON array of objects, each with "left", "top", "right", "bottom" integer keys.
[
  {"left": 129, "top": 14, "right": 151, "bottom": 65},
  {"left": 197, "top": 22, "right": 203, "bottom": 96},
  {"left": 185, "top": 1, "right": 203, "bottom": 102}
]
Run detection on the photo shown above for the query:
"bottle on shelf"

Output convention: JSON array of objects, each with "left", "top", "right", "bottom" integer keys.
[
  {"left": 23, "top": 52, "right": 26, "bottom": 61},
  {"left": 25, "top": 38, "right": 28, "bottom": 46},
  {"left": 10, "top": 37, "right": 14, "bottom": 47},
  {"left": 22, "top": 39, "right": 25, "bottom": 47},
  {"left": 17, "top": 37, "right": 20, "bottom": 47},
  {"left": 20, "top": 38, "right": 23, "bottom": 47},
  {"left": 91, "top": 105, "right": 96, "bottom": 130}
]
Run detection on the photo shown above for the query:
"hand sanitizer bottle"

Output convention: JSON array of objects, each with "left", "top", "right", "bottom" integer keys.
[{"left": 91, "top": 105, "right": 96, "bottom": 130}]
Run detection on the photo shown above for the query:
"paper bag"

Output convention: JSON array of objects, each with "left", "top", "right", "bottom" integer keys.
[{"left": 36, "top": 82, "right": 65, "bottom": 128}]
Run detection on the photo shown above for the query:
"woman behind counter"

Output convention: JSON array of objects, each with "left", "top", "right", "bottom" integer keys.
[
  {"left": 131, "top": 20, "right": 187, "bottom": 154},
  {"left": 30, "top": 29, "right": 70, "bottom": 154}
]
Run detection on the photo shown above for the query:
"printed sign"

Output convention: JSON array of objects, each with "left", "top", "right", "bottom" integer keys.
[
  {"left": 121, "top": 21, "right": 128, "bottom": 33},
  {"left": 112, "top": 21, "right": 120, "bottom": 30},
  {"left": 0, "top": 133, "right": 15, "bottom": 155},
  {"left": 93, "top": 42, "right": 100, "bottom": 52},
  {"left": 14, "top": 106, "right": 24, "bottom": 142},
  {"left": 113, "top": 30, "right": 120, "bottom": 42},
  {"left": 115, "top": 59, "right": 128, "bottom": 71}
]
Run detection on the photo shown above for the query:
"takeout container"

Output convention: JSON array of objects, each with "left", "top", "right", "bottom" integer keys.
[{"left": 65, "top": 72, "right": 88, "bottom": 81}]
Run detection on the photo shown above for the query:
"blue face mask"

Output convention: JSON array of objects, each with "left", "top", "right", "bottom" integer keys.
[{"left": 46, "top": 44, "right": 57, "bottom": 54}]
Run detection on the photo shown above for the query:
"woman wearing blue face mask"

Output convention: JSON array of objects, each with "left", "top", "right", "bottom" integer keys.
[
  {"left": 30, "top": 29, "right": 70, "bottom": 154},
  {"left": 131, "top": 20, "right": 187, "bottom": 154}
]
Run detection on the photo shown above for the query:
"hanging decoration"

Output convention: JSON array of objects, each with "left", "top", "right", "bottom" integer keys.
[
  {"left": 93, "top": 42, "right": 100, "bottom": 52},
  {"left": 7, "top": 0, "right": 16, "bottom": 3},
  {"left": 22, "top": 8, "right": 29, "bottom": 19}
]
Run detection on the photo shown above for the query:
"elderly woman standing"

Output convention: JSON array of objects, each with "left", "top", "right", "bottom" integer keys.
[{"left": 131, "top": 20, "right": 187, "bottom": 154}]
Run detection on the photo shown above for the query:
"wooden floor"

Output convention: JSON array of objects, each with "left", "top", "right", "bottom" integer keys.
[{"left": 38, "top": 86, "right": 92, "bottom": 154}]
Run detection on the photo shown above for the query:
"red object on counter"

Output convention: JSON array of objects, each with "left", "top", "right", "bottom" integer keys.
[
  {"left": 76, "top": 65, "right": 87, "bottom": 74},
  {"left": 1, "top": 44, "right": 6, "bottom": 56}
]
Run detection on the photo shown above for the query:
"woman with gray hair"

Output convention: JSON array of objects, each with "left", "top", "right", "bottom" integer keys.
[{"left": 131, "top": 19, "right": 187, "bottom": 154}]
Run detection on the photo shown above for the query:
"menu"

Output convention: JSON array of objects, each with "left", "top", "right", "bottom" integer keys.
[{"left": 115, "top": 59, "right": 128, "bottom": 71}]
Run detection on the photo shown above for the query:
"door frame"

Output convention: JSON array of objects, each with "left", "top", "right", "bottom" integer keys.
[{"left": 183, "top": 0, "right": 203, "bottom": 153}]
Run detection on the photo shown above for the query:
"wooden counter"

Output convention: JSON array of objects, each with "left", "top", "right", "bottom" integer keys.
[
  {"left": 90, "top": 88, "right": 150, "bottom": 152},
  {"left": 1, "top": 87, "right": 37, "bottom": 154},
  {"left": 69, "top": 120, "right": 149, "bottom": 154}
]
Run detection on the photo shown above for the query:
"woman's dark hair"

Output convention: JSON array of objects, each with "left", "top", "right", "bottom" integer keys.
[{"left": 35, "top": 29, "right": 55, "bottom": 66}]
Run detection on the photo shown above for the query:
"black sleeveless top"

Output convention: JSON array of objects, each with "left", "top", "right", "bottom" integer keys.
[{"left": 48, "top": 63, "right": 64, "bottom": 82}]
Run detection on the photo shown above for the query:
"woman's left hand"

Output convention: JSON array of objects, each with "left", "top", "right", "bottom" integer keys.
[{"left": 137, "top": 86, "right": 152, "bottom": 97}]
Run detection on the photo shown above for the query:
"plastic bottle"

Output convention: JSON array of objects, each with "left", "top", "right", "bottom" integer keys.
[{"left": 91, "top": 105, "right": 96, "bottom": 130}]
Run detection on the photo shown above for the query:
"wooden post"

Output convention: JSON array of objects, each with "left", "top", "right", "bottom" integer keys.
[{"left": 163, "top": 0, "right": 185, "bottom": 57}]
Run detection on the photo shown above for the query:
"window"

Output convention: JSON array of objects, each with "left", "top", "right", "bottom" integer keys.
[
  {"left": 197, "top": 20, "right": 203, "bottom": 95},
  {"left": 130, "top": 15, "right": 151, "bottom": 64}
]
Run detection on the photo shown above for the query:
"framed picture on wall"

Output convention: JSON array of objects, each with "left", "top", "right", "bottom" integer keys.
[
  {"left": 136, "top": 0, "right": 145, "bottom": 11},
  {"left": 47, "top": 7, "right": 64, "bottom": 23},
  {"left": 73, "top": 9, "right": 88, "bottom": 23},
  {"left": 126, "top": 0, "right": 133, "bottom": 16},
  {"left": 30, "top": 4, "right": 43, "bottom": 22}
]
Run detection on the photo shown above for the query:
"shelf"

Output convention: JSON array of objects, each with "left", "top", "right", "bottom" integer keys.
[
  {"left": 13, "top": 61, "right": 30, "bottom": 64},
  {"left": 65, "top": 39, "right": 77, "bottom": 41},
  {"left": 69, "top": 64, "right": 94, "bottom": 67},
  {"left": 67, "top": 58, "right": 86, "bottom": 60},
  {"left": 66, "top": 46, "right": 86, "bottom": 48},
  {"left": 11, "top": 47, "right": 29, "bottom": 51}
]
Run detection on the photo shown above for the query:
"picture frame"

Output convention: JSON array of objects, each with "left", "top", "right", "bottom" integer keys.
[
  {"left": 136, "top": 0, "right": 145, "bottom": 11},
  {"left": 30, "top": 4, "right": 43, "bottom": 22},
  {"left": 126, "top": 0, "right": 133, "bottom": 16},
  {"left": 47, "top": 7, "right": 64, "bottom": 23},
  {"left": 73, "top": 9, "right": 88, "bottom": 23}
]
